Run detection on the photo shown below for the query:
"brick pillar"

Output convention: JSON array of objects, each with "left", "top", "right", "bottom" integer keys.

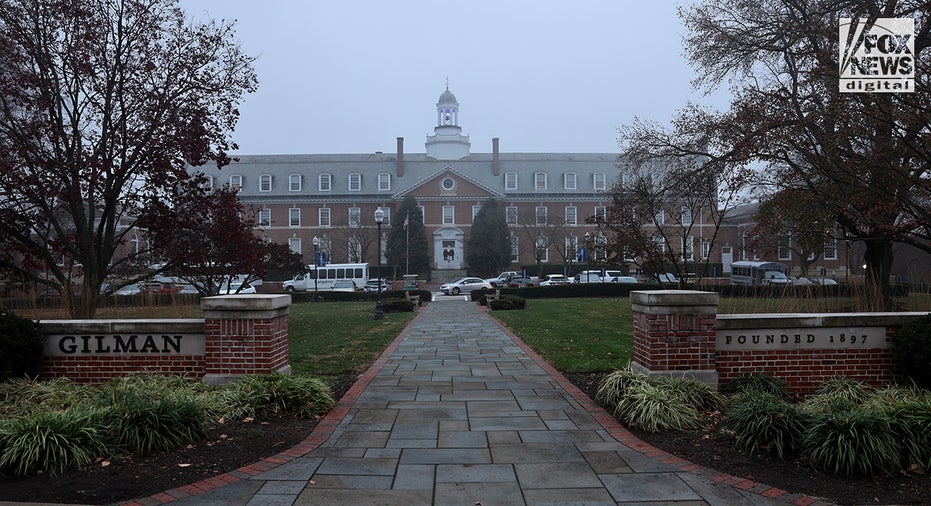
[
  {"left": 201, "top": 294, "right": 292, "bottom": 385},
  {"left": 630, "top": 290, "right": 719, "bottom": 387}
]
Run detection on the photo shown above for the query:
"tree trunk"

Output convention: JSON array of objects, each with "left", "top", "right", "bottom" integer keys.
[{"left": 862, "top": 239, "right": 893, "bottom": 311}]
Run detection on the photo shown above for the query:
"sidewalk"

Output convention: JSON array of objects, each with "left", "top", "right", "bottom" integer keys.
[{"left": 125, "top": 295, "right": 827, "bottom": 506}]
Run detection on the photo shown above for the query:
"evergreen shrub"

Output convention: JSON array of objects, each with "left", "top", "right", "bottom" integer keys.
[
  {"left": 892, "top": 313, "right": 931, "bottom": 387},
  {"left": 0, "top": 310, "right": 44, "bottom": 381}
]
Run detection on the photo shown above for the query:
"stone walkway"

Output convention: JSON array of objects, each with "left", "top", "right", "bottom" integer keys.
[{"left": 125, "top": 295, "right": 826, "bottom": 506}]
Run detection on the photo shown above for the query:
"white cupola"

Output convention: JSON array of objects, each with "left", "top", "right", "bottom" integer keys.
[{"left": 425, "top": 82, "right": 471, "bottom": 160}]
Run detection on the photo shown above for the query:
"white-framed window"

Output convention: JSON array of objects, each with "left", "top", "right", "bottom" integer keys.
[
  {"left": 289, "top": 207, "right": 301, "bottom": 227},
  {"left": 289, "top": 174, "right": 302, "bottom": 192},
  {"left": 318, "top": 237, "right": 332, "bottom": 258},
  {"left": 418, "top": 205, "right": 426, "bottom": 224},
  {"left": 348, "top": 173, "right": 361, "bottom": 191},
  {"left": 535, "top": 236, "right": 549, "bottom": 262},
  {"left": 378, "top": 172, "right": 391, "bottom": 191},
  {"left": 778, "top": 236, "right": 792, "bottom": 260},
  {"left": 823, "top": 238, "right": 838, "bottom": 260},
  {"left": 594, "top": 206, "right": 607, "bottom": 223},
  {"left": 593, "top": 172, "right": 606, "bottom": 191},
  {"left": 682, "top": 236, "right": 695, "bottom": 261},
  {"left": 229, "top": 174, "right": 242, "bottom": 192},
  {"left": 348, "top": 207, "right": 361, "bottom": 227},
  {"left": 380, "top": 207, "right": 391, "bottom": 223},
  {"left": 505, "top": 172, "right": 518, "bottom": 191},
  {"left": 566, "top": 236, "right": 579, "bottom": 260},
  {"left": 347, "top": 237, "right": 362, "bottom": 262},
  {"left": 510, "top": 235, "right": 519, "bottom": 263},
  {"left": 259, "top": 174, "right": 272, "bottom": 192},
  {"left": 506, "top": 206, "right": 518, "bottom": 225},
  {"left": 318, "top": 173, "right": 332, "bottom": 192},
  {"left": 319, "top": 207, "right": 331, "bottom": 227},
  {"left": 701, "top": 239, "right": 711, "bottom": 260},
  {"left": 595, "top": 235, "right": 608, "bottom": 260},
  {"left": 565, "top": 206, "right": 577, "bottom": 225},
  {"left": 534, "top": 172, "right": 547, "bottom": 190},
  {"left": 564, "top": 172, "right": 577, "bottom": 190},
  {"left": 442, "top": 205, "right": 455, "bottom": 224},
  {"left": 535, "top": 206, "right": 547, "bottom": 225},
  {"left": 288, "top": 237, "right": 301, "bottom": 254},
  {"left": 472, "top": 205, "right": 482, "bottom": 221},
  {"left": 258, "top": 208, "right": 271, "bottom": 227},
  {"left": 654, "top": 209, "right": 665, "bottom": 225},
  {"left": 654, "top": 234, "right": 666, "bottom": 254},
  {"left": 203, "top": 175, "right": 214, "bottom": 192},
  {"left": 681, "top": 206, "right": 692, "bottom": 225}
]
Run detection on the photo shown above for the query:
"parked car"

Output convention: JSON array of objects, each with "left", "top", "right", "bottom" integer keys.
[
  {"left": 331, "top": 280, "right": 358, "bottom": 292},
  {"left": 656, "top": 273, "right": 680, "bottom": 286},
  {"left": 613, "top": 276, "right": 640, "bottom": 284},
  {"left": 218, "top": 281, "right": 256, "bottom": 294},
  {"left": 139, "top": 281, "right": 179, "bottom": 294},
  {"left": 441, "top": 277, "right": 490, "bottom": 295},
  {"left": 484, "top": 271, "right": 519, "bottom": 287},
  {"left": 506, "top": 276, "right": 538, "bottom": 288},
  {"left": 112, "top": 283, "right": 141, "bottom": 296},
  {"left": 539, "top": 274, "right": 570, "bottom": 286},
  {"left": 364, "top": 278, "right": 390, "bottom": 292},
  {"left": 811, "top": 277, "right": 839, "bottom": 286},
  {"left": 573, "top": 271, "right": 603, "bottom": 283}
]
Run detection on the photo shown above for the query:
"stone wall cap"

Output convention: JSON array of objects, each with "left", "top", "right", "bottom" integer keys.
[
  {"left": 201, "top": 294, "right": 291, "bottom": 312},
  {"left": 631, "top": 290, "right": 719, "bottom": 306},
  {"left": 716, "top": 311, "right": 930, "bottom": 329}
]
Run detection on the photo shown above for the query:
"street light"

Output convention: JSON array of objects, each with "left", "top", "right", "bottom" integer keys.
[
  {"left": 374, "top": 208, "right": 385, "bottom": 320},
  {"left": 312, "top": 236, "right": 320, "bottom": 299},
  {"left": 584, "top": 232, "right": 592, "bottom": 283}
]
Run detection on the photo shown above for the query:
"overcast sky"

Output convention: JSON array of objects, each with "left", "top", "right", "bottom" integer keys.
[{"left": 179, "top": 1, "right": 728, "bottom": 155}]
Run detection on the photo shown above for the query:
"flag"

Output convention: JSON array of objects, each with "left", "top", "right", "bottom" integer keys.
[{"left": 403, "top": 215, "right": 409, "bottom": 230}]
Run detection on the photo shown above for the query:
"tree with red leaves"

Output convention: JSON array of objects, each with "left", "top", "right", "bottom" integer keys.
[{"left": 0, "top": 0, "right": 256, "bottom": 317}]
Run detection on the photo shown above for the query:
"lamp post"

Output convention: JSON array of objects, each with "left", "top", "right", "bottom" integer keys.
[
  {"left": 312, "top": 236, "right": 320, "bottom": 299},
  {"left": 584, "top": 232, "right": 592, "bottom": 283},
  {"left": 374, "top": 208, "right": 385, "bottom": 320}
]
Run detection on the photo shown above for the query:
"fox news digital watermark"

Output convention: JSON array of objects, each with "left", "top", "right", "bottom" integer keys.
[{"left": 839, "top": 17, "right": 914, "bottom": 93}]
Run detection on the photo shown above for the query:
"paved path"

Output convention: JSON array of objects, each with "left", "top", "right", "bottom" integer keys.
[{"left": 127, "top": 296, "right": 825, "bottom": 506}]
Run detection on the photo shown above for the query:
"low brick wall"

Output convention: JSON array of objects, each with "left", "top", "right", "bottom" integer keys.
[
  {"left": 631, "top": 290, "right": 926, "bottom": 394},
  {"left": 38, "top": 294, "right": 291, "bottom": 385}
]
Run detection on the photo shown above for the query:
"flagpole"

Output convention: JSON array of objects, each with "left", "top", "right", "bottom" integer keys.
[{"left": 405, "top": 211, "right": 410, "bottom": 275}]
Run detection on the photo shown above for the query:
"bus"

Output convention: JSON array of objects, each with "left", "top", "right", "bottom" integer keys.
[
  {"left": 282, "top": 263, "right": 369, "bottom": 291},
  {"left": 729, "top": 261, "right": 792, "bottom": 286}
]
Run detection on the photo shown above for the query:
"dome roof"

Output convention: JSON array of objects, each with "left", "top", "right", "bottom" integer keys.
[{"left": 438, "top": 88, "right": 458, "bottom": 105}]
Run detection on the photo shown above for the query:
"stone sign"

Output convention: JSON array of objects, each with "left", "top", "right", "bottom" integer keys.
[{"left": 716, "top": 327, "right": 888, "bottom": 351}]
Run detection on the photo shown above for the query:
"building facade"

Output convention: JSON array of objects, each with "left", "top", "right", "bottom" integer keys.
[{"left": 192, "top": 87, "right": 631, "bottom": 279}]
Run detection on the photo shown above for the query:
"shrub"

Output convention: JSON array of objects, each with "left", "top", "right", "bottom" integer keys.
[
  {"left": 488, "top": 295, "right": 526, "bottom": 310},
  {"left": 594, "top": 366, "right": 648, "bottom": 412},
  {"left": 725, "top": 391, "right": 809, "bottom": 458},
  {"left": 864, "top": 388, "right": 931, "bottom": 471},
  {"left": 101, "top": 395, "right": 206, "bottom": 456},
  {"left": 614, "top": 382, "right": 701, "bottom": 433},
  {"left": 803, "top": 406, "right": 901, "bottom": 478},
  {"left": 724, "top": 373, "right": 788, "bottom": 399},
  {"left": 0, "top": 310, "right": 44, "bottom": 381},
  {"left": 0, "top": 409, "right": 106, "bottom": 477},
  {"left": 219, "top": 373, "right": 335, "bottom": 420},
  {"left": 892, "top": 313, "right": 931, "bottom": 387},
  {"left": 658, "top": 376, "right": 728, "bottom": 412},
  {"left": 380, "top": 298, "right": 415, "bottom": 313},
  {"left": 814, "top": 376, "right": 870, "bottom": 404},
  {"left": 0, "top": 378, "right": 95, "bottom": 419}
]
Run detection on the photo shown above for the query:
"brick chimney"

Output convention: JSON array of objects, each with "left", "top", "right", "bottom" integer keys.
[
  {"left": 396, "top": 137, "right": 404, "bottom": 177},
  {"left": 492, "top": 137, "right": 500, "bottom": 176}
]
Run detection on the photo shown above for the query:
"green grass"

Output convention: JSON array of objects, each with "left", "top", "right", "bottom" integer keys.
[
  {"left": 488, "top": 298, "right": 631, "bottom": 372},
  {"left": 287, "top": 301, "right": 417, "bottom": 377}
]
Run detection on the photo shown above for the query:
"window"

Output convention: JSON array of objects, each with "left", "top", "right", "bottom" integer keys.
[
  {"left": 506, "top": 206, "right": 518, "bottom": 225},
  {"left": 534, "top": 172, "right": 547, "bottom": 190},
  {"left": 654, "top": 209, "right": 665, "bottom": 225},
  {"left": 319, "top": 207, "right": 331, "bottom": 227},
  {"left": 259, "top": 174, "right": 272, "bottom": 192},
  {"left": 594, "top": 206, "right": 607, "bottom": 223},
  {"left": 595, "top": 235, "right": 608, "bottom": 260},
  {"left": 289, "top": 208, "right": 301, "bottom": 227},
  {"left": 505, "top": 172, "right": 518, "bottom": 191},
  {"left": 535, "top": 236, "right": 548, "bottom": 262},
  {"left": 778, "top": 236, "right": 792, "bottom": 260},
  {"left": 258, "top": 208, "right": 271, "bottom": 227},
  {"left": 535, "top": 206, "right": 547, "bottom": 225},
  {"left": 229, "top": 175, "right": 242, "bottom": 192},
  {"left": 593, "top": 172, "right": 606, "bottom": 191},
  {"left": 289, "top": 174, "right": 302, "bottom": 192},
  {"left": 318, "top": 173, "right": 331, "bottom": 192},
  {"left": 203, "top": 175, "right": 214, "bottom": 192},
  {"left": 288, "top": 237, "right": 301, "bottom": 254},
  {"left": 653, "top": 234, "right": 666, "bottom": 254},
  {"left": 348, "top": 173, "right": 361, "bottom": 191},
  {"left": 701, "top": 239, "right": 711, "bottom": 260},
  {"left": 682, "top": 236, "right": 694, "bottom": 261},
  {"left": 681, "top": 206, "right": 692, "bottom": 225},
  {"left": 441, "top": 177, "right": 455, "bottom": 190},
  {"left": 442, "top": 205, "right": 455, "bottom": 224},
  {"left": 472, "top": 205, "right": 482, "bottom": 221},
  {"left": 566, "top": 236, "right": 579, "bottom": 260},
  {"left": 510, "top": 236, "right": 519, "bottom": 263},
  {"left": 564, "top": 172, "right": 577, "bottom": 190},
  {"left": 823, "top": 238, "right": 838, "bottom": 260},
  {"left": 380, "top": 207, "right": 391, "bottom": 223},
  {"left": 565, "top": 206, "right": 577, "bottom": 225},
  {"left": 347, "top": 238, "right": 362, "bottom": 262},
  {"left": 378, "top": 172, "right": 391, "bottom": 191},
  {"left": 348, "top": 207, "right": 361, "bottom": 227},
  {"left": 418, "top": 205, "right": 426, "bottom": 224}
]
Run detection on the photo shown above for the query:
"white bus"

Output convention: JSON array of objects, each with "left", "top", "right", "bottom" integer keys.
[
  {"left": 282, "top": 263, "right": 369, "bottom": 291},
  {"left": 730, "top": 261, "right": 792, "bottom": 286}
]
